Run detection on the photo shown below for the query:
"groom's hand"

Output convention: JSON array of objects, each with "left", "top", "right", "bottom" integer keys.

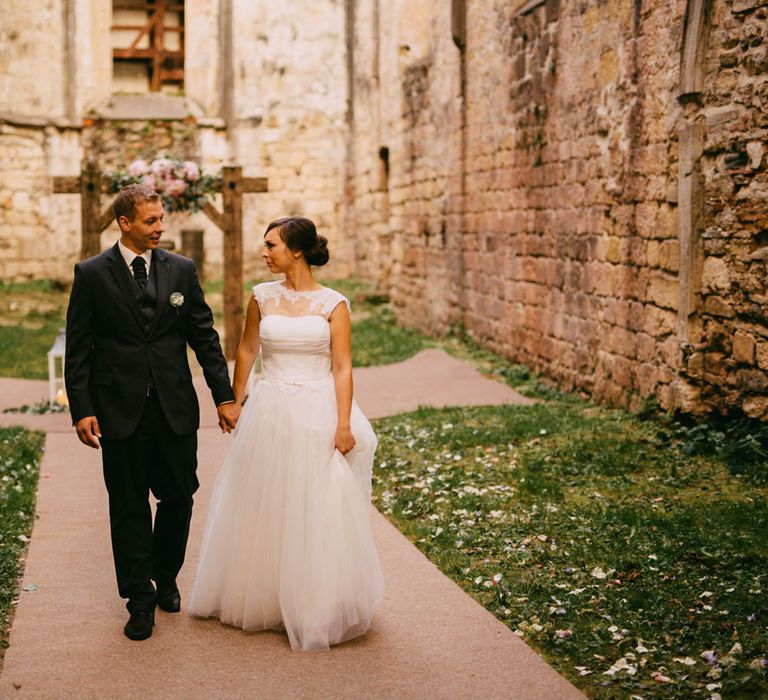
[
  {"left": 75, "top": 416, "right": 102, "bottom": 449},
  {"left": 217, "top": 402, "right": 240, "bottom": 433}
]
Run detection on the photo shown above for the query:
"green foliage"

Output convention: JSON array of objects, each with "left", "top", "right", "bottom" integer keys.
[
  {"left": 0, "top": 428, "right": 43, "bottom": 657},
  {"left": 0, "top": 280, "right": 68, "bottom": 380},
  {"left": 350, "top": 306, "right": 430, "bottom": 367},
  {"left": 3, "top": 401, "right": 68, "bottom": 415},
  {"left": 651, "top": 412, "right": 768, "bottom": 487},
  {"left": 372, "top": 403, "right": 768, "bottom": 699}
]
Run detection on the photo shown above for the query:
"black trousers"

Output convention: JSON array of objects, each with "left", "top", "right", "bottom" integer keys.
[{"left": 101, "top": 393, "right": 198, "bottom": 613}]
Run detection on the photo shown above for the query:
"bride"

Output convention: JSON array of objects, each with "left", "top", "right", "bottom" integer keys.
[{"left": 189, "top": 217, "right": 384, "bottom": 651}]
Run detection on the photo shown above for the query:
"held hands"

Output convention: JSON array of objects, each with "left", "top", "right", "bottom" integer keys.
[
  {"left": 217, "top": 402, "right": 241, "bottom": 433},
  {"left": 75, "top": 416, "right": 102, "bottom": 449},
  {"left": 335, "top": 425, "right": 356, "bottom": 455}
]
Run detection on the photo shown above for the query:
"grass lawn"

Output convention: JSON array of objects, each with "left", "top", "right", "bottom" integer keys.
[
  {"left": 0, "top": 428, "right": 43, "bottom": 659},
  {"left": 372, "top": 401, "right": 768, "bottom": 699},
  {"left": 0, "top": 281, "right": 69, "bottom": 380}
]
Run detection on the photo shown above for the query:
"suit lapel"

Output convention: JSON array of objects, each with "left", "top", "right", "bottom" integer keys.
[
  {"left": 147, "top": 248, "right": 170, "bottom": 339},
  {"left": 107, "top": 243, "right": 146, "bottom": 333}
]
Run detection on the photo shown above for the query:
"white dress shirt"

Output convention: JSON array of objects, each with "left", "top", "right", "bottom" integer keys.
[{"left": 118, "top": 239, "right": 152, "bottom": 276}]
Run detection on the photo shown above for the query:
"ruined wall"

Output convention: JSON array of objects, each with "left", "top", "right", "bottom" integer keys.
[
  {"left": 0, "top": 0, "right": 81, "bottom": 280},
  {"left": 348, "top": 0, "right": 464, "bottom": 334},
  {"left": 233, "top": 0, "right": 348, "bottom": 279},
  {"left": 346, "top": 0, "right": 768, "bottom": 417},
  {"left": 0, "top": 0, "right": 348, "bottom": 282},
  {"left": 687, "top": 0, "right": 768, "bottom": 416}
]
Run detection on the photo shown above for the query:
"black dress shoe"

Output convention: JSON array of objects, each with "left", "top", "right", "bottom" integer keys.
[
  {"left": 124, "top": 610, "right": 154, "bottom": 640},
  {"left": 157, "top": 589, "right": 181, "bottom": 613}
]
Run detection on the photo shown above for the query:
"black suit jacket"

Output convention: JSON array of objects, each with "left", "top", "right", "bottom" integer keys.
[{"left": 64, "top": 243, "right": 234, "bottom": 439}]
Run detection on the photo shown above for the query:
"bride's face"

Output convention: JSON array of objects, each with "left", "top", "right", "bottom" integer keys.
[{"left": 263, "top": 228, "right": 299, "bottom": 273}]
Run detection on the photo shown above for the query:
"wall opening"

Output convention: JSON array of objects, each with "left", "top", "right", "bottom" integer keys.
[
  {"left": 377, "top": 146, "right": 390, "bottom": 220},
  {"left": 111, "top": 0, "right": 185, "bottom": 93}
]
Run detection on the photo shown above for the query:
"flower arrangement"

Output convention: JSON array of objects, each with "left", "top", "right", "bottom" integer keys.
[{"left": 106, "top": 157, "right": 219, "bottom": 214}]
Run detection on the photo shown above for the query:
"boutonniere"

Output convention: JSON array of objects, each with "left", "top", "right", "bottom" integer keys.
[{"left": 170, "top": 292, "right": 184, "bottom": 315}]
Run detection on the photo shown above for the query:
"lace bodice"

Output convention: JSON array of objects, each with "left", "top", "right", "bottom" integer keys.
[
  {"left": 253, "top": 281, "right": 350, "bottom": 319},
  {"left": 252, "top": 282, "right": 350, "bottom": 384}
]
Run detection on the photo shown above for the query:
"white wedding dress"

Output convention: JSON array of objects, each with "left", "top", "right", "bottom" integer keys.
[{"left": 189, "top": 281, "right": 384, "bottom": 651}]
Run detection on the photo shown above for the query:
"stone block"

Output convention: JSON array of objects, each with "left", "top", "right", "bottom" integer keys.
[
  {"left": 659, "top": 240, "right": 679, "bottom": 272},
  {"left": 646, "top": 239, "right": 660, "bottom": 267},
  {"left": 757, "top": 341, "right": 768, "bottom": 371},
  {"left": 733, "top": 331, "right": 757, "bottom": 364},
  {"left": 743, "top": 396, "right": 768, "bottom": 419},
  {"left": 686, "top": 351, "right": 704, "bottom": 378},
  {"left": 646, "top": 271, "right": 678, "bottom": 311},
  {"left": 738, "top": 369, "right": 768, "bottom": 393},
  {"left": 702, "top": 257, "right": 731, "bottom": 293},
  {"left": 642, "top": 306, "right": 676, "bottom": 336},
  {"left": 669, "top": 379, "right": 703, "bottom": 413},
  {"left": 704, "top": 295, "right": 736, "bottom": 318}
]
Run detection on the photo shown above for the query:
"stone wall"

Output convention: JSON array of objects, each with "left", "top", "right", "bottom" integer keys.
[
  {"left": 689, "top": 0, "right": 768, "bottom": 416},
  {"left": 0, "top": 0, "right": 348, "bottom": 282},
  {"left": 345, "top": 0, "right": 768, "bottom": 417}
]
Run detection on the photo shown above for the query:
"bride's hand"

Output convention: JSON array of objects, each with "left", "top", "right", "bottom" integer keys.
[{"left": 335, "top": 426, "right": 356, "bottom": 455}]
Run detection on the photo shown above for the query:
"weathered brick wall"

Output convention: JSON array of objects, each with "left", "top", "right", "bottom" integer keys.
[
  {"left": 689, "top": 0, "right": 768, "bottom": 416},
  {"left": 0, "top": 123, "right": 81, "bottom": 281},
  {"left": 346, "top": 0, "right": 768, "bottom": 417}
]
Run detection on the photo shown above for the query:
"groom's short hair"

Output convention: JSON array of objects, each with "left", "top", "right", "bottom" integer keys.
[{"left": 113, "top": 184, "right": 161, "bottom": 224}]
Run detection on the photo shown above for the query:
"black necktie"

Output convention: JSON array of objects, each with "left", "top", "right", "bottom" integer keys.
[{"left": 131, "top": 257, "right": 148, "bottom": 291}]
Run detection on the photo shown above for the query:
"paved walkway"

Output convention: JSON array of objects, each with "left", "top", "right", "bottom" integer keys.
[{"left": 0, "top": 350, "right": 583, "bottom": 699}]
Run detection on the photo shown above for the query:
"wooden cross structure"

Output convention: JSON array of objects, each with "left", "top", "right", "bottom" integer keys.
[{"left": 53, "top": 160, "right": 268, "bottom": 359}]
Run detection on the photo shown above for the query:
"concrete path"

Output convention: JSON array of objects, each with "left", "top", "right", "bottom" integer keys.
[{"left": 0, "top": 350, "right": 583, "bottom": 699}]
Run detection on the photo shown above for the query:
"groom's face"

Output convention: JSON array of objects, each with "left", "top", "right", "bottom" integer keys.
[{"left": 119, "top": 200, "right": 166, "bottom": 254}]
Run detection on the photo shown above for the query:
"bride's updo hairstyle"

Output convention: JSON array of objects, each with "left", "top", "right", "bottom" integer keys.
[{"left": 266, "top": 216, "right": 330, "bottom": 267}]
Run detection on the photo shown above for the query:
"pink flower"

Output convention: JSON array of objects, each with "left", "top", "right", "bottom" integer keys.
[
  {"left": 165, "top": 178, "right": 188, "bottom": 197},
  {"left": 151, "top": 158, "right": 174, "bottom": 177},
  {"left": 128, "top": 159, "right": 149, "bottom": 177},
  {"left": 183, "top": 160, "right": 200, "bottom": 181},
  {"left": 141, "top": 174, "right": 157, "bottom": 190}
]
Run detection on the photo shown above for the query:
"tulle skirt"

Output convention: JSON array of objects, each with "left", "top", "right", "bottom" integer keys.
[{"left": 189, "top": 375, "right": 384, "bottom": 651}]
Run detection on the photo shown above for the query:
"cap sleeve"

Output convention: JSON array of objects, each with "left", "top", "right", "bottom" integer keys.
[
  {"left": 251, "top": 283, "right": 262, "bottom": 310},
  {"left": 321, "top": 289, "right": 351, "bottom": 319},
  {"left": 252, "top": 282, "right": 277, "bottom": 315}
]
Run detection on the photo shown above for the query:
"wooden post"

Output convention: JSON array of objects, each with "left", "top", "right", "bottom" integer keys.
[
  {"left": 80, "top": 159, "right": 102, "bottom": 260},
  {"left": 222, "top": 166, "right": 243, "bottom": 360},
  {"left": 200, "top": 170, "right": 267, "bottom": 360},
  {"left": 181, "top": 228, "right": 205, "bottom": 280}
]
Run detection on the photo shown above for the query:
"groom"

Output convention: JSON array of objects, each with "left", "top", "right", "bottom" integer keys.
[{"left": 65, "top": 183, "right": 240, "bottom": 640}]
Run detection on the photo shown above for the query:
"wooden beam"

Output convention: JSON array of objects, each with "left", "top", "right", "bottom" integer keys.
[
  {"left": 241, "top": 177, "right": 269, "bottom": 193},
  {"left": 113, "top": 2, "right": 184, "bottom": 11},
  {"left": 201, "top": 200, "right": 224, "bottom": 230},
  {"left": 111, "top": 24, "right": 184, "bottom": 32},
  {"left": 99, "top": 200, "right": 117, "bottom": 233},
  {"left": 113, "top": 2, "right": 183, "bottom": 10},
  {"left": 222, "top": 166, "right": 243, "bottom": 360},
  {"left": 113, "top": 48, "right": 183, "bottom": 60},
  {"left": 80, "top": 160, "right": 102, "bottom": 260},
  {"left": 680, "top": 0, "right": 710, "bottom": 98},
  {"left": 52, "top": 176, "right": 80, "bottom": 194}
]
